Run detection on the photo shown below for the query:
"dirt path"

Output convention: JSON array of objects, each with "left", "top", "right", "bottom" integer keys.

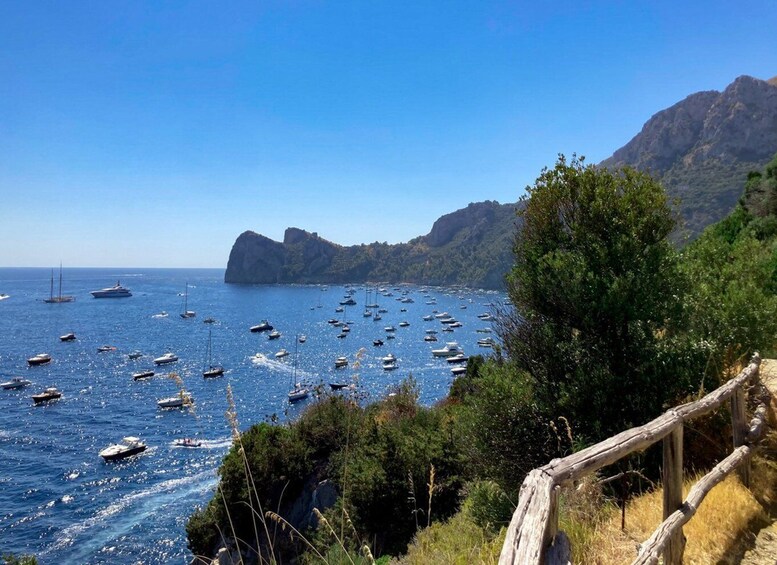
[{"left": 738, "top": 358, "right": 777, "bottom": 565}]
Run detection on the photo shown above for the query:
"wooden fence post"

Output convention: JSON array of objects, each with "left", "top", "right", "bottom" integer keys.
[
  {"left": 662, "top": 426, "right": 685, "bottom": 564},
  {"left": 731, "top": 387, "right": 750, "bottom": 487}
]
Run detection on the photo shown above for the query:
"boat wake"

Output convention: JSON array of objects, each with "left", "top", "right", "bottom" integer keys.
[
  {"left": 250, "top": 354, "right": 313, "bottom": 379},
  {"left": 170, "top": 437, "right": 232, "bottom": 449}
]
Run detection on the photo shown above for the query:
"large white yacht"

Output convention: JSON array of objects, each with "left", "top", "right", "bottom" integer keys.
[
  {"left": 90, "top": 281, "right": 132, "bottom": 298},
  {"left": 153, "top": 352, "right": 179, "bottom": 365},
  {"left": 431, "top": 342, "right": 464, "bottom": 357},
  {"left": 99, "top": 437, "right": 147, "bottom": 461}
]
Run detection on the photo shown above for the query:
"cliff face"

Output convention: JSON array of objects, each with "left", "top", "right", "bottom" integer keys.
[
  {"left": 224, "top": 202, "right": 517, "bottom": 289},
  {"left": 602, "top": 75, "right": 777, "bottom": 235}
]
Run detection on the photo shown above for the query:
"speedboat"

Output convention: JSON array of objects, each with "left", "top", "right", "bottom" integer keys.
[
  {"left": 133, "top": 370, "right": 155, "bottom": 380},
  {"left": 447, "top": 353, "right": 469, "bottom": 364},
  {"left": 174, "top": 437, "right": 202, "bottom": 448},
  {"left": 203, "top": 365, "right": 225, "bottom": 378},
  {"left": 477, "top": 313, "right": 494, "bottom": 321},
  {"left": 250, "top": 321, "right": 273, "bottom": 333},
  {"left": 298, "top": 335, "right": 307, "bottom": 343},
  {"left": 435, "top": 312, "right": 450, "bottom": 319},
  {"left": 384, "top": 326, "right": 396, "bottom": 333},
  {"left": 424, "top": 334, "right": 438, "bottom": 342},
  {"left": 423, "top": 315, "right": 434, "bottom": 321},
  {"left": 2, "top": 377, "right": 32, "bottom": 390},
  {"left": 373, "top": 339, "right": 384, "bottom": 346},
  {"left": 99, "top": 436, "right": 147, "bottom": 461},
  {"left": 381, "top": 353, "right": 397, "bottom": 364},
  {"left": 334, "top": 356, "right": 348, "bottom": 369},
  {"left": 128, "top": 351, "right": 143, "bottom": 359},
  {"left": 153, "top": 352, "right": 179, "bottom": 365},
  {"left": 59, "top": 333, "right": 76, "bottom": 342},
  {"left": 268, "top": 330, "right": 281, "bottom": 340},
  {"left": 288, "top": 385, "right": 309, "bottom": 403},
  {"left": 0, "top": 294, "right": 8, "bottom": 301},
  {"left": 97, "top": 345, "right": 116, "bottom": 353},
  {"left": 32, "top": 387, "right": 61, "bottom": 404},
  {"left": 383, "top": 360, "right": 398, "bottom": 371},
  {"left": 152, "top": 311, "right": 168, "bottom": 318},
  {"left": 27, "top": 353, "right": 51, "bottom": 366},
  {"left": 449, "top": 321, "right": 463, "bottom": 328},
  {"left": 478, "top": 337, "right": 496, "bottom": 348},
  {"left": 157, "top": 392, "right": 192, "bottom": 409},
  {"left": 275, "top": 349, "right": 289, "bottom": 359},
  {"left": 399, "top": 321, "right": 410, "bottom": 327},
  {"left": 329, "top": 382, "right": 349, "bottom": 391},
  {"left": 432, "top": 342, "right": 463, "bottom": 357},
  {"left": 451, "top": 366, "right": 467, "bottom": 376},
  {"left": 90, "top": 281, "right": 132, "bottom": 298}
]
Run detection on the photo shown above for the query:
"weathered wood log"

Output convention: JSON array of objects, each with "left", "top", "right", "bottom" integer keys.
[
  {"left": 632, "top": 445, "right": 752, "bottom": 565},
  {"left": 499, "top": 469, "right": 555, "bottom": 565},
  {"left": 662, "top": 427, "right": 685, "bottom": 564},
  {"left": 731, "top": 387, "right": 749, "bottom": 486}
]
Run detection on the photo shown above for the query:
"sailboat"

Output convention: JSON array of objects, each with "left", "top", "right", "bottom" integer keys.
[
  {"left": 43, "top": 264, "right": 75, "bottom": 303},
  {"left": 287, "top": 336, "right": 309, "bottom": 403},
  {"left": 180, "top": 282, "right": 196, "bottom": 318},
  {"left": 202, "top": 328, "right": 224, "bottom": 378}
]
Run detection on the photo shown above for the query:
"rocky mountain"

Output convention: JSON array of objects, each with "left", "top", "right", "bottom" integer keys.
[
  {"left": 601, "top": 75, "right": 777, "bottom": 236},
  {"left": 226, "top": 74, "right": 777, "bottom": 287},
  {"left": 224, "top": 201, "right": 518, "bottom": 289}
]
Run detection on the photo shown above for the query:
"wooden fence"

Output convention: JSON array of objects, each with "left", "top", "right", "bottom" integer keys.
[{"left": 499, "top": 354, "right": 771, "bottom": 565}]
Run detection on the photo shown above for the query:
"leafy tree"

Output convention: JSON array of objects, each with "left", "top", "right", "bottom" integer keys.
[{"left": 503, "top": 155, "right": 690, "bottom": 442}]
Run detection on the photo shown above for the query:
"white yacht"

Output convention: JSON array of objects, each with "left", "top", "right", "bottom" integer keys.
[
  {"left": 99, "top": 437, "right": 147, "bottom": 461},
  {"left": 275, "top": 349, "right": 289, "bottom": 358},
  {"left": 153, "top": 352, "right": 179, "bottom": 365},
  {"left": 157, "top": 391, "right": 192, "bottom": 409},
  {"left": 27, "top": 353, "right": 51, "bottom": 366},
  {"left": 2, "top": 377, "right": 32, "bottom": 390},
  {"left": 432, "top": 342, "right": 463, "bottom": 357},
  {"left": 90, "top": 281, "right": 132, "bottom": 298}
]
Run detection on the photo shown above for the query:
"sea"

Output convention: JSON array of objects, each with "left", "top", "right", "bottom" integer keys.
[{"left": 0, "top": 268, "right": 505, "bottom": 564}]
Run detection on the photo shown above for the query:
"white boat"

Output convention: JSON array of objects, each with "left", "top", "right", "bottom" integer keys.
[
  {"left": 268, "top": 330, "right": 281, "bottom": 340},
  {"left": 384, "top": 326, "right": 396, "bottom": 333},
  {"left": 451, "top": 366, "right": 467, "bottom": 376},
  {"left": 383, "top": 360, "right": 398, "bottom": 371},
  {"left": 97, "top": 345, "right": 116, "bottom": 353},
  {"left": 203, "top": 328, "right": 225, "bottom": 378},
  {"left": 298, "top": 335, "right": 307, "bottom": 343},
  {"left": 432, "top": 342, "right": 463, "bottom": 357},
  {"left": 133, "top": 370, "right": 154, "bottom": 381},
  {"left": 91, "top": 281, "right": 132, "bottom": 298},
  {"left": 59, "top": 332, "right": 76, "bottom": 342},
  {"left": 152, "top": 311, "right": 168, "bottom": 318},
  {"left": 477, "top": 313, "right": 494, "bottom": 321},
  {"left": 424, "top": 335, "right": 438, "bottom": 342},
  {"left": 180, "top": 283, "right": 196, "bottom": 318},
  {"left": 334, "top": 356, "right": 348, "bottom": 368},
  {"left": 398, "top": 321, "right": 410, "bottom": 327},
  {"left": 32, "top": 386, "right": 61, "bottom": 404},
  {"left": 381, "top": 353, "right": 397, "bottom": 364},
  {"left": 128, "top": 351, "right": 143, "bottom": 359},
  {"left": 435, "top": 312, "right": 450, "bottom": 319},
  {"left": 99, "top": 436, "right": 147, "bottom": 461},
  {"left": 157, "top": 391, "right": 192, "bottom": 409},
  {"left": 447, "top": 353, "right": 469, "bottom": 364},
  {"left": 275, "top": 349, "right": 290, "bottom": 358},
  {"left": 287, "top": 337, "right": 308, "bottom": 403},
  {"left": 27, "top": 353, "right": 51, "bottom": 366},
  {"left": 423, "top": 315, "right": 434, "bottom": 321},
  {"left": 478, "top": 337, "right": 496, "bottom": 348},
  {"left": 0, "top": 294, "right": 9, "bottom": 301},
  {"left": 174, "top": 437, "right": 202, "bottom": 448},
  {"left": 153, "top": 352, "right": 179, "bottom": 365},
  {"left": 44, "top": 265, "right": 75, "bottom": 303},
  {"left": 2, "top": 377, "right": 32, "bottom": 390},
  {"left": 250, "top": 321, "right": 273, "bottom": 332}
]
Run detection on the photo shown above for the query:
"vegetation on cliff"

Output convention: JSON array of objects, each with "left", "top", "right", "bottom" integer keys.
[{"left": 192, "top": 155, "right": 777, "bottom": 563}]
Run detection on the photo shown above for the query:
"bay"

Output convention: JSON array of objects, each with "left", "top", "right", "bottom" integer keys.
[{"left": 0, "top": 267, "right": 503, "bottom": 564}]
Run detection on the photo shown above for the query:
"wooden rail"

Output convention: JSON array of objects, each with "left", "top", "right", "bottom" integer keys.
[{"left": 499, "top": 354, "right": 767, "bottom": 565}]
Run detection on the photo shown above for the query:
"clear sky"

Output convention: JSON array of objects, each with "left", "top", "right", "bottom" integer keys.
[{"left": 1, "top": 1, "right": 775, "bottom": 268}]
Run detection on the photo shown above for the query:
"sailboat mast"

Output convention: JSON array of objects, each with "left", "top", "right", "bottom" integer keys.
[
  {"left": 58, "top": 263, "right": 63, "bottom": 300},
  {"left": 49, "top": 269, "right": 54, "bottom": 300}
]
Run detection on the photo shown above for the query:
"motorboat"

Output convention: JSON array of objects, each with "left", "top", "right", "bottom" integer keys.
[
  {"left": 476, "top": 328, "right": 493, "bottom": 333},
  {"left": 342, "top": 325, "right": 350, "bottom": 333},
  {"left": 97, "top": 345, "right": 117, "bottom": 353},
  {"left": 2, "top": 377, "right": 32, "bottom": 390},
  {"left": 424, "top": 335, "right": 438, "bottom": 342},
  {"left": 373, "top": 314, "right": 382, "bottom": 321},
  {"left": 478, "top": 337, "right": 496, "bottom": 348},
  {"left": 174, "top": 437, "right": 202, "bottom": 448},
  {"left": 128, "top": 351, "right": 143, "bottom": 359},
  {"left": 432, "top": 342, "right": 464, "bottom": 357},
  {"left": 27, "top": 353, "right": 51, "bottom": 366},
  {"left": 339, "top": 297, "right": 356, "bottom": 306},
  {"left": 337, "top": 332, "right": 347, "bottom": 339},
  {"left": 153, "top": 352, "right": 179, "bottom": 365},
  {"left": 99, "top": 436, "right": 147, "bottom": 461},
  {"left": 133, "top": 370, "right": 155, "bottom": 381},
  {"left": 477, "top": 313, "right": 494, "bottom": 321},
  {"left": 384, "top": 326, "right": 396, "bottom": 333},
  {"left": 423, "top": 315, "right": 434, "bottom": 321},
  {"left": 298, "top": 335, "right": 307, "bottom": 343},
  {"left": 447, "top": 353, "right": 469, "bottom": 364},
  {"left": 275, "top": 349, "right": 290, "bottom": 358},
  {"left": 157, "top": 392, "right": 192, "bottom": 409},
  {"left": 203, "top": 366, "right": 225, "bottom": 378},
  {"left": 381, "top": 353, "right": 397, "bottom": 364},
  {"left": 441, "top": 318, "right": 458, "bottom": 325},
  {"left": 90, "top": 281, "right": 132, "bottom": 298},
  {"left": 250, "top": 321, "right": 273, "bottom": 333},
  {"left": 0, "top": 294, "right": 8, "bottom": 301},
  {"left": 449, "top": 321, "right": 463, "bottom": 328},
  {"left": 203, "top": 317, "right": 216, "bottom": 324},
  {"left": 451, "top": 366, "right": 467, "bottom": 376},
  {"left": 152, "top": 311, "right": 168, "bottom": 318},
  {"left": 268, "top": 330, "right": 281, "bottom": 340},
  {"left": 59, "top": 332, "right": 76, "bottom": 342},
  {"left": 32, "top": 387, "right": 61, "bottom": 404},
  {"left": 329, "top": 382, "right": 349, "bottom": 391},
  {"left": 335, "top": 306, "right": 344, "bottom": 313},
  {"left": 334, "top": 356, "right": 348, "bottom": 368},
  {"left": 373, "top": 339, "right": 384, "bottom": 346},
  {"left": 435, "top": 312, "right": 450, "bottom": 319},
  {"left": 288, "top": 385, "right": 309, "bottom": 403},
  {"left": 327, "top": 319, "right": 338, "bottom": 324},
  {"left": 399, "top": 321, "right": 410, "bottom": 327},
  {"left": 383, "top": 360, "right": 398, "bottom": 371},
  {"left": 426, "top": 329, "right": 438, "bottom": 334}
]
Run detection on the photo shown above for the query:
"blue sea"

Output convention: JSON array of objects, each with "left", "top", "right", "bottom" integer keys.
[{"left": 0, "top": 268, "right": 504, "bottom": 564}]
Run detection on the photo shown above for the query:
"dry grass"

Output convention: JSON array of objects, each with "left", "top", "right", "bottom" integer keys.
[{"left": 570, "top": 451, "right": 777, "bottom": 564}]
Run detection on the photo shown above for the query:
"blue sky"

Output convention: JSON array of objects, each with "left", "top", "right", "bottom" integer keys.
[{"left": 1, "top": 1, "right": 776, "bottom": 268}]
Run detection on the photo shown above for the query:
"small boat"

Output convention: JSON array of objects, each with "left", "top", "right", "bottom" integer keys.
[
  {"left": 157, "top": 391, "right": 192, "bottom": 409},
  {"left": 337, "top": 332, "right": 347, "bottom": 339},
  {"left": 447, "top": 353, "right": 469, "bottom": 364},
  {"left": 0, "top": 294, "right": 9, "bottom": 301},
  {"left": 400, "top": 308, "right": 407, "bottom": 312},
  {"left": 339, "top": 297, "right": 356, "bottom": 306},
  {"left": 373, "top": 314, "right": 382, "bottom": 321},
  {"left": 133, "top": 370, "right": 155, "bottom": 381},
  {"left": 432, "top": 342, "right": 464, "bottom": 357},
  {"left": 152, "top": 311, "right": 168, "bottom": 318},
  {"left": 43, "top": 265, "right": 75, "bottom": 303},
  {"left": 327, "top": 319, "right": 338, "bottom": 324},
  {"left": 174, "top": 437, "right": 202, "bottom": 448},
  {"left": 378, "top": 308, "right": 388, "bottom": 313},
  {"left": 425, "top": 329, "right": 438, "bottom": 334},
  {"left": 334, "top": 356, "right": 348, "bottom": 368},
  {"left": 250, "top": 321, "right": 273, "bottom": 332},
  {"left": 329, "top": 382, "right": 349, "bottom": 391},
  {"left": 180, "top": 282, "right": 196, "bottom": 318},
  {"left": 154, "top": 352, "right": 179, "bottom": 365},
  {"left": 99, "top": 436, "right": 147, "bottom": 461},
  {"left": 373, "top": 339, "right": 384, "bottom": 346},
  {"left": 32, "top": 387, "right": 61, "bottom": 404},
  {"left": 335, "top": 306, "right": 344, "bottom": 313},
  {"left": 97, "top": 345, "right": 117, "bottom": 353},
  {"left": 441, "top": 318, "right": 458, "bottom": 325},
  {"left": 288, "top": 385, "right": 309, "bottom": 403},
  {"left": 423, "top": 315, "right": 434, "bottom": 321},
  {"left": 298, "top": 335, "right": 307, "bottom": 343},
  {"left": 59, "top": 332, "right": 76, "bottom": 342},
  {"left": 399, "top": 321, "right": 410, "bottom": 327},
  {"left": 91, "top": 281, "right": 132, "bottom": 298},
  {"left": 435, "top": 312, "right": 450, "bottom": 319},
  {"left": 27, "top": 353, "right": 51, "bottom": 366},
  {"left": 449, "top": 321, "right": 463, "bottom": 328},
  {"left": 477, "top": 313, "right": 494, "bottom": 321},
  {"left": 383, "top": 360, "right": 398, "bottom": 371},
  {"left": 128, "top": 351, "right": 143, "bottom": 360},
  {"left": 476, "top": 328, "right": 493, "bottom": 333},
  {"left": 203, "top": 317, "right": 216, "bottom": 324},
  {"left": 478, "top": 337, "right": 496, "bottom": 348},
  {"left": 451, "top": 366, "right": 467, "bottom": 376},
  {"left": 2, "top": 377, "right": 32, "bottom": 390},
  {"left": 424, "top": 334, "right": 438, "bottom": 342},
  {"left": 386, "top": 334, "right": 396, "bottom": 340},
  {"left": 275, "top": 349, "right": 290, "bottom": 358},
  {"left": 384, "top": 326, "right": 396, "bottom": 333},
  {"left": 381, "top": 353, "right": 397, "bottom": 364},
  {"left": 268, "top": 330, "right": 281, "bottom": 340}
]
